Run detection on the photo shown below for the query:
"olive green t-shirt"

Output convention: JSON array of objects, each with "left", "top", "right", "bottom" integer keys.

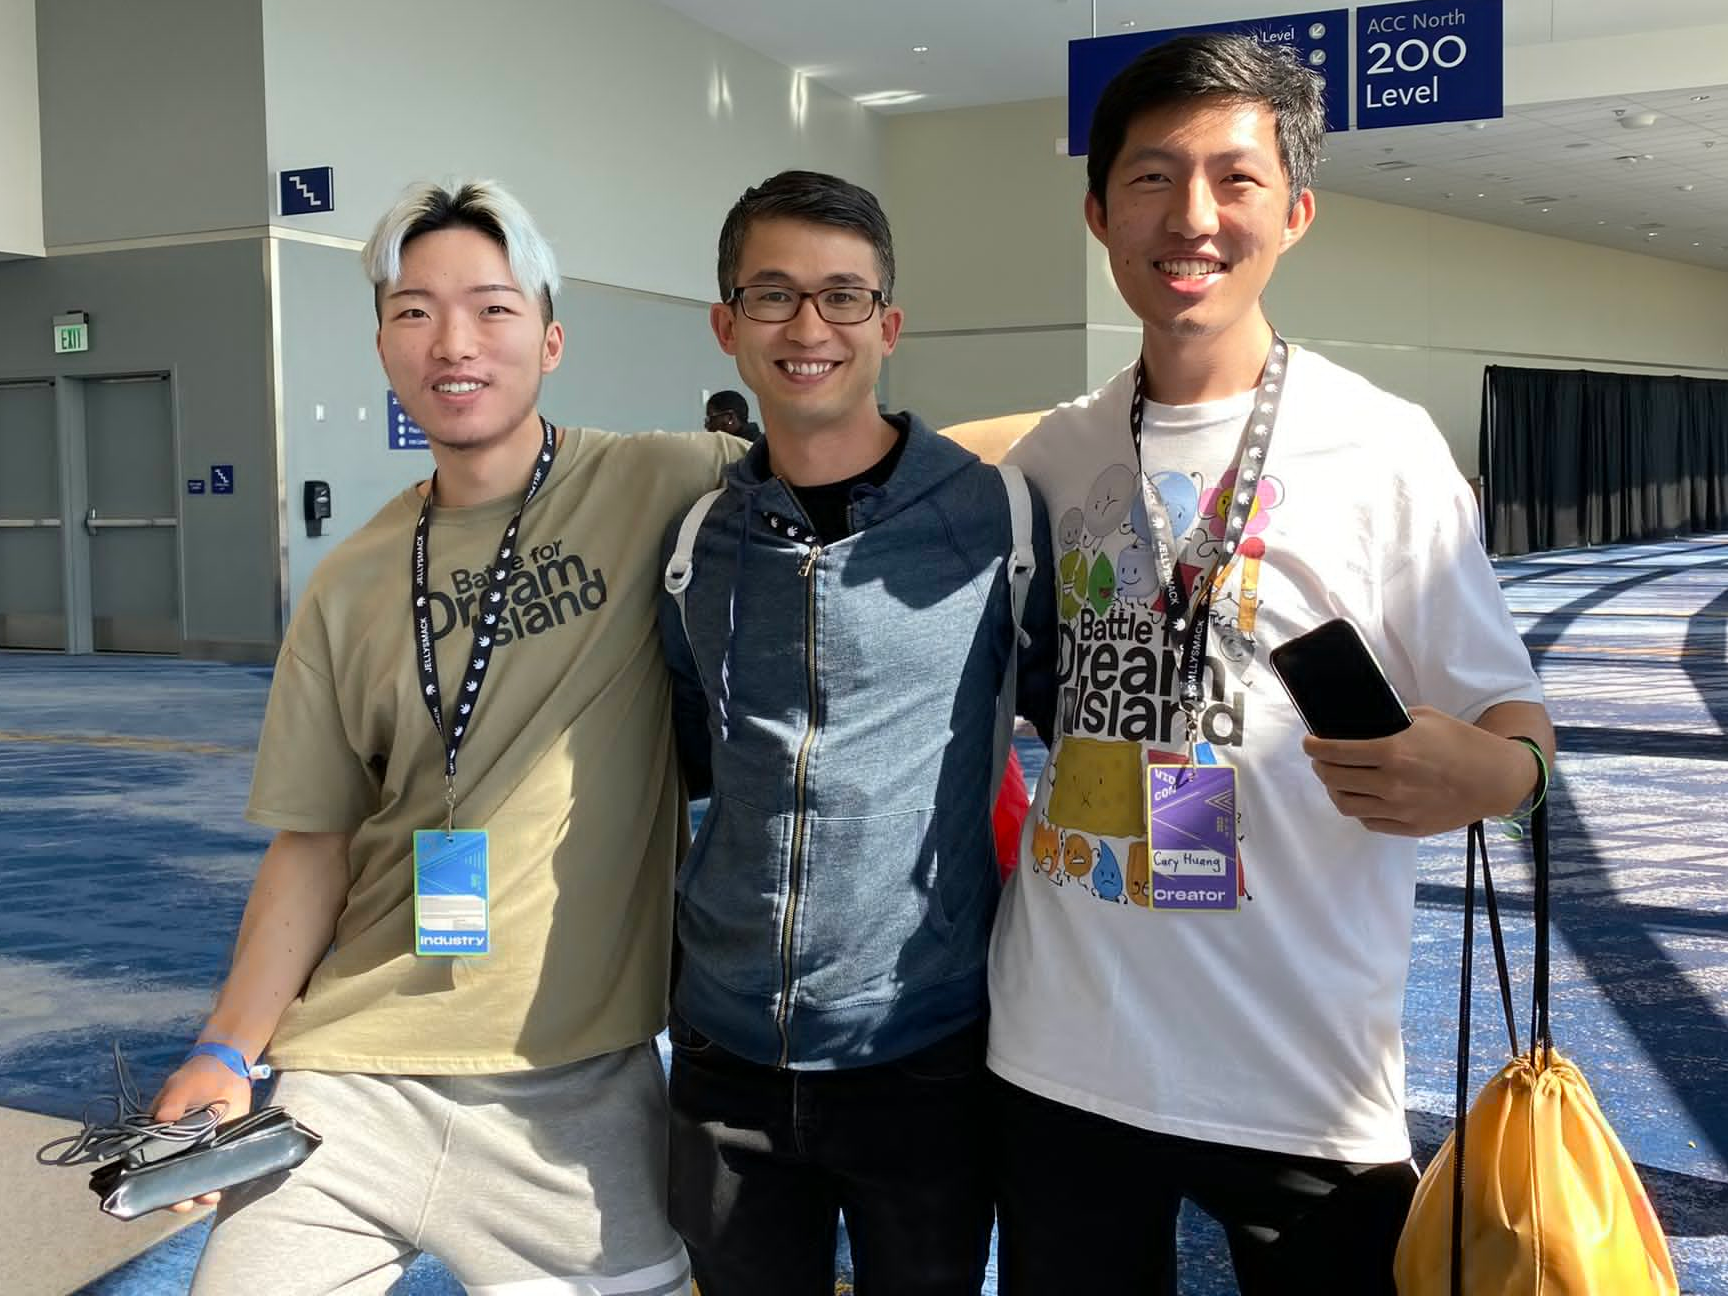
[{"left": 247, "top": 426, "right": 739, "bottom": 1073}]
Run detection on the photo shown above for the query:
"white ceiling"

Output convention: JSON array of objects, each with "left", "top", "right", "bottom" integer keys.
[
  {"left": 1316, "top": 84, "right": 1728, "bottom": 269},
  {"left": 658, "top": 0, "right": 1727, "bottom": 111},
  {"left": 659, "top": 0, "right": 1728, "bottom": 269}
]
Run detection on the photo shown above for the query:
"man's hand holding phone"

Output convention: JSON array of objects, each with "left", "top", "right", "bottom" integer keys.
[
  {"left": 1271, "top": 618, "right": 1545, "bottom": 837},
  {"left": 1302, "top": 707, "right": 1537, "bottom": 837}
]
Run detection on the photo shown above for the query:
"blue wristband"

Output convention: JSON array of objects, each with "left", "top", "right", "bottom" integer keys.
[{"left": 186, "top": 1041, "right": 253, "bottom": 1081}]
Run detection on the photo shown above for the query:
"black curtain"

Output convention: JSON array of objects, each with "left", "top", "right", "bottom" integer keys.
[{"left": 1481, "top": 365, "right": 1728, "bottom": 555}]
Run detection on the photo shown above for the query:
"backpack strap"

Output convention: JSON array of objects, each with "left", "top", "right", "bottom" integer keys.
[
  {"left": 992, "top": 464, "right": 1036, "bottom": 793},
  {"left": 662, "top": 488, "right": 724, "bottom": 642}
]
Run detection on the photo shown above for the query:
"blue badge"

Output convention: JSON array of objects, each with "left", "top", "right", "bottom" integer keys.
[{"left": 413, "top": 829, "right": 490, "bottom": 957}]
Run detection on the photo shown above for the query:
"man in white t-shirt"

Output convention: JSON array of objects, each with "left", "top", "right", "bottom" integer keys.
[{"left": 989, "top": 34, "right": 1556, "bottom": 1296}]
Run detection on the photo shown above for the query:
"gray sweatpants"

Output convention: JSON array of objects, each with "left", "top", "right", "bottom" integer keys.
[{"left": 191, "top": 1042, "right": 689, "bottom": 1295}]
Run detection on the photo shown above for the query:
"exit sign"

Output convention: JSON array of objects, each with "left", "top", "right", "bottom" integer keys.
[{"left": 53, "top": 312, "right": 89, "bottom": 354}]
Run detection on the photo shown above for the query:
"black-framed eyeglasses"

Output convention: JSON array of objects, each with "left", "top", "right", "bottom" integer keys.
[{"left": 729, "top": 284, "right": 886, "bottom": 325}]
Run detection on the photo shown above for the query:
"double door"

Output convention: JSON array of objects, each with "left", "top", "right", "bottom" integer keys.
[{"left": 0, "top": 374, "right": 182, "bottom": 653}]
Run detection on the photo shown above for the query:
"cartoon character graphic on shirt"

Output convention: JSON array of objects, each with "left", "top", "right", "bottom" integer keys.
[
  {"left": 1200, "top": 468, "right": 1280, "bottom": 541},
  {"left": 1081, "top": 465, "right": 1137, "bottom": 616},
  {"left": 1115, "top": 543, "right": 1159, "bottom": 602},
  {"left": 1057, "top": 465, "right": 1135, "bottom": 619},
  {"left": 1056, "top": 508, "right": 1089, "bottom": 620},
  {"left": 1115, "top": 471, "right": 1201, "bottom": 607},
  {"left": 1209, "top": 536, "right": 1269, "bottom": 664},
  {"left": 1042, "top": 460, "right": 1285, "bottom": 915},
  {"left": 1062, "top": 832, "right": 1093, "bottom": 880},
  {"left": 1045, "top": 737, "right": 1144, "bottom": 840},
  {"left": 1091, "top": 841, "right": 1126, "bottom": 903},
  {"left": 1030, "top": 820, "right": 1061, "bottom": 878},
  {"left": 1127, "top": 841, "right": 1150, "bottom": 907},
  {"left": 1130, "top": 470, "right": 1201, "bottom": 545},
  {"left": 1085, "top": 465, "right": 1136, "bottom": 542}
]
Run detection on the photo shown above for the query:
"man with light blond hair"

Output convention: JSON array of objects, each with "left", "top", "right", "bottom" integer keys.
[{"left": 153, "top": 179, "right": 737, "bottom": 1294}]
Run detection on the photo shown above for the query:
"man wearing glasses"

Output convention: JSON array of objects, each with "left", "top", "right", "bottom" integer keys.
[{"left": 655, "top": 170, "right": 1057, "bottom": 1296}]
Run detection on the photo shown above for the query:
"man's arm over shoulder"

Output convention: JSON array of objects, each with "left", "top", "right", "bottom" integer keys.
[
  {"left": 622, "top": 429, "right": 747, "bottom": 506},
  {"left": 940, "top": 411, "right": 1047, "bottom": 465}
]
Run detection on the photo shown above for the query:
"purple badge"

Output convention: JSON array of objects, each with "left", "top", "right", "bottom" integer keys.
[{"left": 1145, "top": 764, "right": 1238, "bottom": 912}]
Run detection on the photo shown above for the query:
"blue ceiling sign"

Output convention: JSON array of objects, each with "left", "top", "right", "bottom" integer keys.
[
  {"left": 1356, "top": 0, "right": 1504, "bottom": 130},
  {"left": 1069, "top": 10, "right": 1350, "bottom": 154}
]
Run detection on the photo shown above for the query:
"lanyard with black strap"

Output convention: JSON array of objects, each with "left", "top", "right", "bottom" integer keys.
[
  {"left": 407, "top": 416, "right": 558, "bottom": 956},
  {"left": 1135, "top": 336, "right": 1288, "bottom": 916},
  {"left": 1130, "top": 332, "right": 1288, "bottom": 760}
]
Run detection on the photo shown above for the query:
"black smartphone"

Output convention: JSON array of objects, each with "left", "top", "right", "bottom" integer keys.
[{"left": 1268, "top": 618, "right": 1412, "bottom": 740}]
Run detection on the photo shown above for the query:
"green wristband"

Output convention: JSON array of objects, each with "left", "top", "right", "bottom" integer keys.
[{"left": 1500, "top": 735, "right": 1549, "bottom": 822}]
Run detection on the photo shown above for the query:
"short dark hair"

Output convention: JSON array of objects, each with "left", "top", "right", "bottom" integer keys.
[
  {"left": 706, "top": 389, "right": 749, "bottom": 418},
  {"left": 1086, "top": 33, "right": 1326, "bottom": 214},
  {"left": 716, "top": 170, "right": 897, "bottom": 303}
]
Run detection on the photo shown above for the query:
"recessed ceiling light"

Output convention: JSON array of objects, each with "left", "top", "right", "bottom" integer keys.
[
  {"left": 1476, "top": 192, "right": 1486, "bottom": 198},
  {"left": 1678, "top": 183, "right": 1695, "bottom": 191},
  {"left": 1403, "top": 175, "right": 1412, "bottom": 181},
  {"left": 855, "top": 90, "right": 925, "bottom": 107},
  {"left": 912, "top": 45, "right": 929, "bottom": 53},
  {"left": 1691, "top": 95, "right": 1711, "bottom": 102},
  {"left": 1647, "top": 231, "right": 1659, "bottom": 237},
  {"left": 1620, "top": 111, "right": 1659, "bottom": 129},
  {"left": 1597, "top": 219, "right": 1607, "bottom": 224},
  {"left": 1468, "top": 121, "right": 1489, "bottom": 130},
  {"left": 1119, "top": 19, "right": 1136, "bottom": 28},
  {"left": 1540, "top": 207, "right": 1550, "bottom": 212},
  {"left": 1695, "top": 241, "right": 1703, "bottom": 246}
]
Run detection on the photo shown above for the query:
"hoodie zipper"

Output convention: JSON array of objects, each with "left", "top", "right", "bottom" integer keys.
[{"left": 777, "top": 541, "right": 823, "bottom": 1067}]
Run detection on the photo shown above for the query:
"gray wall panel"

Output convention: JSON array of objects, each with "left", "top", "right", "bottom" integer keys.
[
  {"left": 0, "top": 240, "right": 277, "bottom": 654},
  {"left": 36, "top": 0, "right": 267, "bottom": 246}
]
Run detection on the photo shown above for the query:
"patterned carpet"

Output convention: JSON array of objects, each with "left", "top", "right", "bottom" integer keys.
[{"left": 2, "top": 534, "right": 1724, "bottom": 1294}]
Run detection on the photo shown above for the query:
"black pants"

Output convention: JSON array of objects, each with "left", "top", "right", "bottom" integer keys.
[
  {"left": 991, "top": 1074, "right": 1418, "bottom": 1296},
  {"left": 666, "top": 1015, "right": 993, "bottom": 1296}
]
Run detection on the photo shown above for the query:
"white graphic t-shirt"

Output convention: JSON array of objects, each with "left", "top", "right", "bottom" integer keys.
[{"left": 989, "top": 347, "right": 1543, "bottom": 1163}]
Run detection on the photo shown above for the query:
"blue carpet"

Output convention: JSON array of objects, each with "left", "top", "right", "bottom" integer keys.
[{"left": 5, "top": 533, "right": 1726, "bottom": 1293}]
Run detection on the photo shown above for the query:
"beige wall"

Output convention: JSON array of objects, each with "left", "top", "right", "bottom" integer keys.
[
  {"left": 888, "top": 96, "right": 1728, "bottom": 474},
  {"left": 1266, "top": 190, "right": 1728, "bottom": 473},
  {"left": 882, "top": 98, "right": 1093, "bottom": 424},
  {"left": 0, "top": 0, "right": 43, "bottom": 257}
]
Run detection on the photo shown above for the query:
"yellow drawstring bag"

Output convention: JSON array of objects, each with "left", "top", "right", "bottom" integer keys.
[{"left": 1395, "top": 811, "right": 1678, "bottom": 1295}]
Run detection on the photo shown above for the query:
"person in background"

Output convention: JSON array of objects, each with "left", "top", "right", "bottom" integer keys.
[{"left": 703, "top": 388, "right": 761, "bottom": 442}]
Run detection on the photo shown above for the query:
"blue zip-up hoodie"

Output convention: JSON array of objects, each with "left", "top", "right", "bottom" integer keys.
[{"left": 657, "top": 412, "right": 1056, "bottom": 1070}]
